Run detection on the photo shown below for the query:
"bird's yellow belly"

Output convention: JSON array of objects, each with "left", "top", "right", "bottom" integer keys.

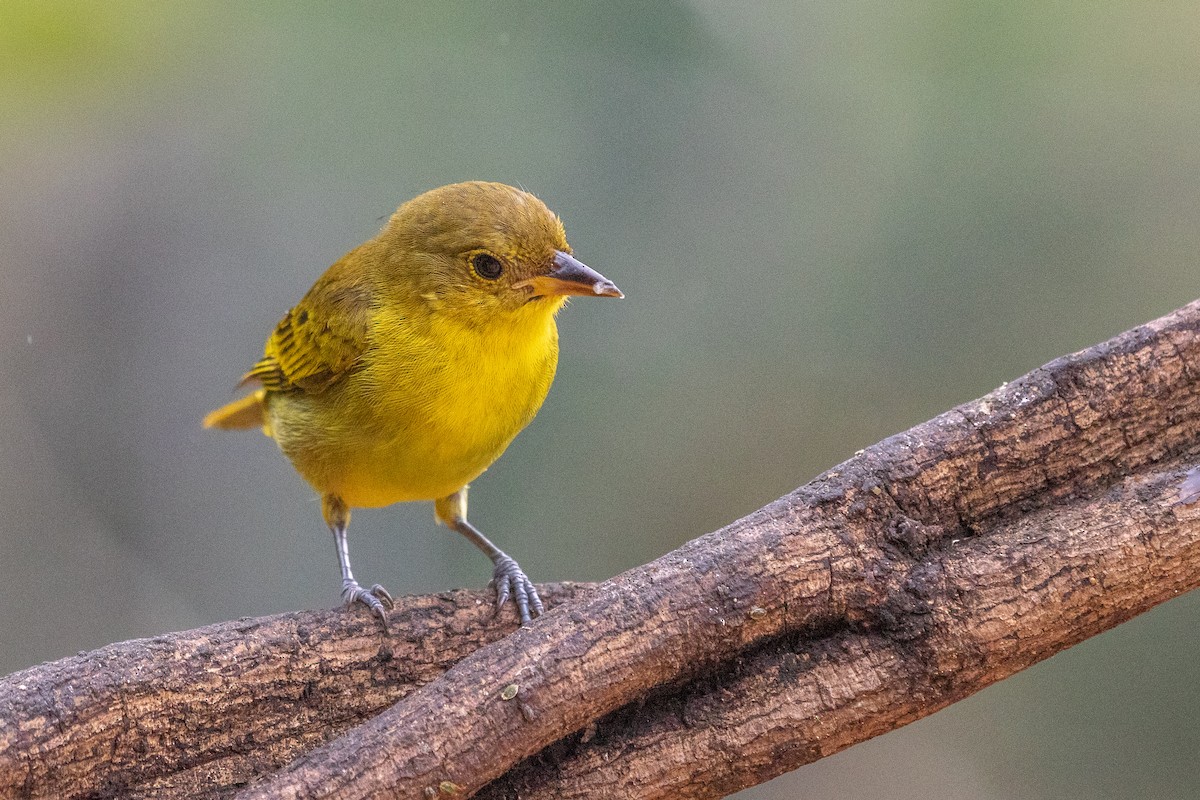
[
  {"left": 326, "top": 410, "right": 526, "bottom": 507},
  {"left": 267, "top": 313, "right": 558, "bottom": 508}
]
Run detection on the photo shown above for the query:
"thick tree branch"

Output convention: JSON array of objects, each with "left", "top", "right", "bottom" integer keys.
[
  {"left": 0, "top": 585, "right": 593, "bottom": 799},
  {"left": 2, "top": 300, "right": 1199, "bottom": 800},
  {"left": 479, "top": 461, "right": 1200, "bottom": 799}
]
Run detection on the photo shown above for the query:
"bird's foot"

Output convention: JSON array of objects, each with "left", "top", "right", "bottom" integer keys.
[
  {"left": 341, "top": 579, "right": 394, "bottom": 631},
  {"left": 490, "top": 554, "right": 544, "bottom": 625}
]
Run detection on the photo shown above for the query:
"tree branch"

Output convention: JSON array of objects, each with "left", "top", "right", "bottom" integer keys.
[
  {"left": 0, "top": 585, "right": 593, "bottom": 799},
  {"left": 479, "top": 459, "right": 1199, "bottom": 799},
  {"left": 3, "top": 300, "right": 1199, "bottom": 800}
]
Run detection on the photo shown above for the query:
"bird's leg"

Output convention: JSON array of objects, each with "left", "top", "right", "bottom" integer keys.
[
  {"left": 435, "top": 487, "right": 544, "bottom": 625},
  {"left": 322, "top": 494, "right": 393, "bottom": 630}
]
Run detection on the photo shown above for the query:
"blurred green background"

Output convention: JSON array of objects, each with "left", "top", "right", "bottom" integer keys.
[{"left": 2, "top": 2, "right": 1198, "bottom": 797}]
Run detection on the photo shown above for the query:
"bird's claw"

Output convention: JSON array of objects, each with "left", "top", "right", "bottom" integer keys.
[
  {"left": 341, "top": 579, "right": 394, "bottom": 631},
  {"left": 490, "top": 554, "right": 544, "bottom": 625}
]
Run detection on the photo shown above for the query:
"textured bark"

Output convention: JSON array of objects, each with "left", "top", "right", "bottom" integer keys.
[
  {"left": 479, "top": 464, "right": 1200, "bottom": 799},
  {"left": 0, "top": 585, "right": 593, "bottom": 799},
  {"left": 2, "top": 299, "right": 1199, "bottom": 800}
]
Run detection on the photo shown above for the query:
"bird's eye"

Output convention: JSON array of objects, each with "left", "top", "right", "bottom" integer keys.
[{"left": 472, "top": 253, "right": 504, "bottom": 280}]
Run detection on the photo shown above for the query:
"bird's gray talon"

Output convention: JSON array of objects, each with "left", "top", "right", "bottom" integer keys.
[
  {"left": 491, "top": 555, "right": 541, "bottom": 625},
  {"left": 370, "top": 583, "right": 395, "bottom": 609},
  {"left": 342, "top": 579, "right": 392, "bottom": 631}
]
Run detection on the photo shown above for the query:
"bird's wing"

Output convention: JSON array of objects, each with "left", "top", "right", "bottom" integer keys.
[{"left": 242, "top": 263, "right": 373, "bottom": 394}]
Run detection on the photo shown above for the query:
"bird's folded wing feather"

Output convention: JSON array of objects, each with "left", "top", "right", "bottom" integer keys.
[{"left": 242, "top": 263, "right": 373, "bottom": 394}]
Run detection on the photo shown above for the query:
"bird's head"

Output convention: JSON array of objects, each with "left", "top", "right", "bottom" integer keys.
[{"left": 373, "top": 181, "right": 621, "bottom": 320}]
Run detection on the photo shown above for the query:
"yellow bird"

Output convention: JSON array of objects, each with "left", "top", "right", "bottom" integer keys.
[{"left": 204, "top": 181, "right": 622, "bottom": 628}]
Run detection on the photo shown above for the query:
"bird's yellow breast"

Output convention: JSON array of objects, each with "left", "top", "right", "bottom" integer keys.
[{"left": 266, "top": 300, "right": 561, "bottom": 508}]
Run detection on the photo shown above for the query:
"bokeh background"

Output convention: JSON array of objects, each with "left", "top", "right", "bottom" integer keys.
[{"left": 2, "top": 2, "right": 1198, "bottom": 797}]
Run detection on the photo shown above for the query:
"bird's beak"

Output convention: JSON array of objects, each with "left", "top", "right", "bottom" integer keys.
[{"left": 516, "top": 251, "right": 624, "bottom": 299}]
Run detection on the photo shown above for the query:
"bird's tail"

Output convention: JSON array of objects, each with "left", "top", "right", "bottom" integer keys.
[{"left": 203, "top": 389, "right": 267, "bottom": 430}]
